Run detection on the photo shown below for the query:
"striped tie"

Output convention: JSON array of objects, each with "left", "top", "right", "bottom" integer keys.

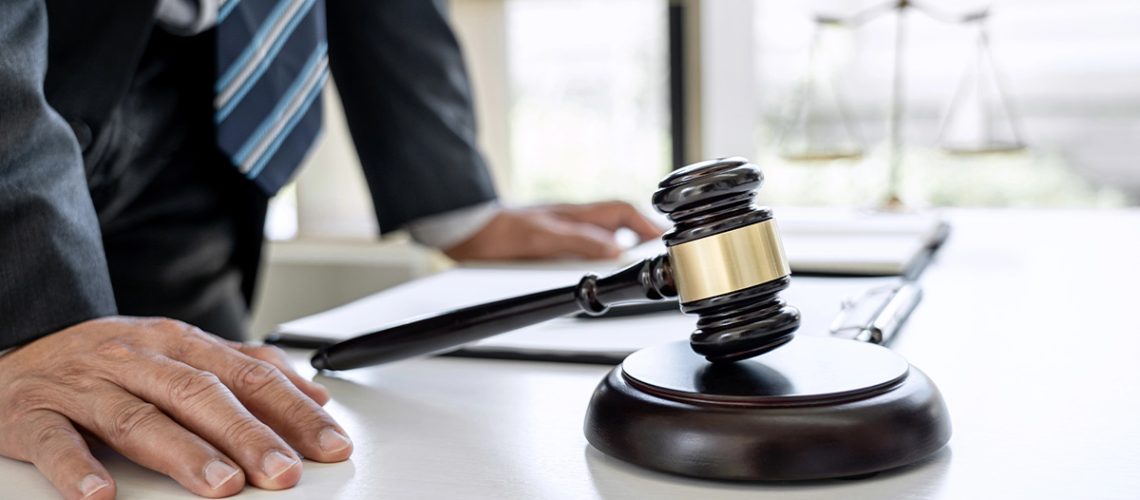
[{"left": 214, "top": 0, "right": 329, "bottom": 194}]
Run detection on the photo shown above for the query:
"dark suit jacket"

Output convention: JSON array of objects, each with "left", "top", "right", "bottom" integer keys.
[{"left": 0, "top": 0, "right": 497, "bottom": 349}]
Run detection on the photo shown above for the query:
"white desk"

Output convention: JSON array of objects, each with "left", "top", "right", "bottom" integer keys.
[{"left": 3, "top": 210, "right": 1139, "bottom": 499}]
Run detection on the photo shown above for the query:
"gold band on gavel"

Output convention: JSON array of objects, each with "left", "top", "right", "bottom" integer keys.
[{"left": 668, "top": 219, "right": 791, "bottom": 304}]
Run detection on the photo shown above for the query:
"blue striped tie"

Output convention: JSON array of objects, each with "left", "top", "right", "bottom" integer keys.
[{"left": 214, "top": 0, "right": 329, "bottom": 194}]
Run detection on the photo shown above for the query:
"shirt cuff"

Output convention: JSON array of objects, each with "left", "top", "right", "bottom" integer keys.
[{"left": 405, "top": 201, "right": 501, "bottom": 250}]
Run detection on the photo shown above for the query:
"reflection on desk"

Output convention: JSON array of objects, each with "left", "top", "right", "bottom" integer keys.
[{"left": 1, "top": 209, "right": 1138, "bottom": 499}]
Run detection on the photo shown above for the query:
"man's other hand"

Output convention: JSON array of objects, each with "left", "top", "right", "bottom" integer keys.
[
  {"left": 443, "top": 201, "right": 663, "bottom": 261},
  {"left": 0, "top": 317, "right": 352, "bottom": 499}
]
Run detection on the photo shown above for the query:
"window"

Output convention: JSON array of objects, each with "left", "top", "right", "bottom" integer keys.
[
  {"left": 502, "top": 0, "right": 671, "bottom": 205},
  {"left": 752, "top": 0, "right": 1135, "bottom": 207}
]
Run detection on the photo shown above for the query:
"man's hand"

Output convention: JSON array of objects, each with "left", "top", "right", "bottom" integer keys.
[
  {"left": 0, "top": 317, "right": 352, "bottom": 499},
  {"left": 443, "top": 201, "right": 663, "bottom": 261}
]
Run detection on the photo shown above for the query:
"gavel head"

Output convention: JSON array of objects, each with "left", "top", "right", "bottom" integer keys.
[{"left": 652, "top": 157, "right": 801, "bottom": 363}]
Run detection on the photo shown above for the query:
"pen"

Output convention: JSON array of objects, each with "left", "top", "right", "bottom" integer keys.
[{"left": 855, "top": 283, "right": 923, "bottom": 345}]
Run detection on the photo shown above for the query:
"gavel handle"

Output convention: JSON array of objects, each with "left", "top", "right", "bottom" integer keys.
[{"left": 311, "top": 254, "right": 675, "bottom": 370}]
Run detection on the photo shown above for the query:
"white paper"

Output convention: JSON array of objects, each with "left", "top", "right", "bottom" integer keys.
[{"left": 278, "top": 268, "right": 898, "bottom": 358}]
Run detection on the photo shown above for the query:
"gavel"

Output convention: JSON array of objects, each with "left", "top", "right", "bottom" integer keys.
[
  {"left": 312, "top": 157, "right": 802, "bottom": 371},
  {"left": 310, "top": 157, "right": 952, "bottom": 482}
]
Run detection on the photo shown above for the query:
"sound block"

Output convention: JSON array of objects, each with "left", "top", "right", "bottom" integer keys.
[{"left": 584, "top": 337, "right": 951, "bottom": 481}]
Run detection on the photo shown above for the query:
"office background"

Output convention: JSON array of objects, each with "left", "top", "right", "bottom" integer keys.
[{"left": 250, "top": 0, "right": 1140, "bottom": 336}]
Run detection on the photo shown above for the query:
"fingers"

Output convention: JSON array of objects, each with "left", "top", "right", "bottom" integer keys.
[
  {"left": 0, "top": 317, "right": 352, "bottom": 498},
  {"left": 622, "top": 207, "right": 667, "bottom": 241},
  {"left": 226, "top": 342, "right": 330, "bottom": 406},
  {"left": 69, "top": 387, "right": 245, "bottom": 498},
  {"left": 178, "top": 338, "right": 352, "bottom": 463},
  {"left": 115, "top": 353, "right": 302, "bottom": 490},
  {"left": 551, "top": 201, "right": 664, "bottom": 241},
  {"left": 444, "top": 205, "right": 653, "bottom": 261},
  {"left": 535, "top": 222, "right": 623, "bottom": 259},
  {"left": 20, "top": 410, "right": 114, "bottom": 500}
]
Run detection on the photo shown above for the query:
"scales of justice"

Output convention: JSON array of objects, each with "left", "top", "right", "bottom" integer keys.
[
  {"left": 779, "top": 0, "right": 1026, "bottom": 207},
  {"left": 312, "top": 157, "right": 951, "bottom": 481}
]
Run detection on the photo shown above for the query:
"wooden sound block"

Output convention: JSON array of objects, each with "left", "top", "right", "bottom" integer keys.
[{"left": 584, "top": 337, "right": 951, "bottom": 481}]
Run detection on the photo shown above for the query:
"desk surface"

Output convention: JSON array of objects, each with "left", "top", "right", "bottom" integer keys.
[{"left": 3, "top": 209, "right": 1139, "bottom": 499}]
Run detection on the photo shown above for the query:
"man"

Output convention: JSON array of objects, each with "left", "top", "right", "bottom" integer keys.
[{"left": 0, "top": 0, "right": 661, "bottom": 498}]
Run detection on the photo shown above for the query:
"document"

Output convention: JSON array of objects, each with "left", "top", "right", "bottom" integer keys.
[
  {"left": 276, "top": 268, "right": 901, "bottom": 361},
  {"left": 771, "top": 207, "right": 950, "bottom": 275}
]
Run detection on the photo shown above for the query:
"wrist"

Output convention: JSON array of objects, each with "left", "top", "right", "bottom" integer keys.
[{"left": 405, "top": 201, "right": 502, "bottom": 250}]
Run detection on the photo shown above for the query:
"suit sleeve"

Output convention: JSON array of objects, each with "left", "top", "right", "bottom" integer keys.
[
  {"left": 325, "top": 0, "right": 498, "bottom": 233},
  {"left": 0, "top": 0, "right": 116, "bottom": 349}
]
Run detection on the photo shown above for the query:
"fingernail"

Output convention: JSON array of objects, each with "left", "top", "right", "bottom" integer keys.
[
  {"left": 79, "top": 474, "right": 109, "bottom": 498},
  {"left": 262, "top": 450, "right": 299, "bottom": 479},
  {"left": 204, "top": 460, "right": 239, "bottom": 489},
  {"left": 319, "top": 428, "right": 352, "bottom": 453}
]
